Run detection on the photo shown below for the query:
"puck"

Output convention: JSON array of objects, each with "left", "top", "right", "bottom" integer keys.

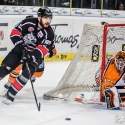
[{"left": 65, "top": 118, "right": 71, "bottom": 120}]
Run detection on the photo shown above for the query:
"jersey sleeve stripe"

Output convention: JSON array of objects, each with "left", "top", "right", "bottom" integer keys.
[
  {"left": 10, "top": 29, "right": 22, "bottom": 37},
  {"left": 36, "top": 45, "right": 48, "bottom": 56}
]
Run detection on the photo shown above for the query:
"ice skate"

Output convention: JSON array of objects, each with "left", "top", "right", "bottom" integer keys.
[
  {"left": 3, "top": 82, "right": 11, "bottom": 97},
  {"left": 2, "top": 92, "right": 14, "bottom": 105}
]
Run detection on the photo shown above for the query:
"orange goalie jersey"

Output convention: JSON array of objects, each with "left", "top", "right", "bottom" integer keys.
[{"left": 95, "top": 51, "right": 125, "bottom": 97}]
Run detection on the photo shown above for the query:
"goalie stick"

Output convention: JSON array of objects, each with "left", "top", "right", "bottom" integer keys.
[{"left": 26, "top": 62, "right": 41, "bottom": 111}]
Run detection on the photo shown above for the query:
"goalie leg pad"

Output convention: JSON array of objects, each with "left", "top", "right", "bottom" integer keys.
[{"left": 104, "top": 86, "right": 120, "bottom": 109}]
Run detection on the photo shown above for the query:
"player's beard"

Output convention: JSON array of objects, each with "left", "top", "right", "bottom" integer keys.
[{"left": 39, "top": 19, "right": 50, "bottom": 28}]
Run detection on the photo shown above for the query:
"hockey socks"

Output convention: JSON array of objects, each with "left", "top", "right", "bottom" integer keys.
[{"left": 3, "top": 74, "right": 28, "bottom": 104}]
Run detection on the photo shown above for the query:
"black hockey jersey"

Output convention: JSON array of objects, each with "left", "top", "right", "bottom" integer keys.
[{"left": 10, "top": 17, "right": 55, "bottom": 58}]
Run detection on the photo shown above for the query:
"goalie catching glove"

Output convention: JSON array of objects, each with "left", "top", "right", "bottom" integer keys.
[{"left": 48, "top": 44, "right": 57, "bottom": 58}]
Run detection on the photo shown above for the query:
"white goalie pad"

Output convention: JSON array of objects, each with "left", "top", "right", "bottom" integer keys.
[{"left": 104, "top": 87, "right": 120, "bottom": 109}]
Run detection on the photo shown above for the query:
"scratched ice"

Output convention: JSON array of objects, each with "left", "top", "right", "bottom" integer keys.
[{"left": 0, "top": 61, "right": 124, "bottom": 125}]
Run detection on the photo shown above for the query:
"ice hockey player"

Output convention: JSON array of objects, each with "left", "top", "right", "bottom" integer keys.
[
  {"left": 3, "top": 15, "right": 46, "bottom": 95},
  {"left": 95, "top": 51, "right": 125, "bottom": 109},
  {"left": 0, "top": 6, "right": 56, "bottom": 104}
]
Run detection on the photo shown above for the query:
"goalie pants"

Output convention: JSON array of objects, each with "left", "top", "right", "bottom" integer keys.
[{"left": 0, "top": 47, "right": 43, "bottom": 99}]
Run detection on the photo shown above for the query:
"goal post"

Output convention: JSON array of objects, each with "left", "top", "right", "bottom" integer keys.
[
  {"left": 101, "top": 23, "right": 125, "bottom": 79},
  {"left": 43, "top": 23, "right": 125, "bottom": 103}
]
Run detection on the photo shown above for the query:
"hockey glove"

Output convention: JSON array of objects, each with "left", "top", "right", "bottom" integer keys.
[
  {"left": 48, "top": 45, "right": 57, "bottom": 58},
  {"left": 23, "top": 51, "right": 43, "bottom": 71},
  {"left": 15, "top": 40, "right": 25, "bottom": 53},
  {"left": 23, "top": 51, "right": 37, "bottom": 63}
]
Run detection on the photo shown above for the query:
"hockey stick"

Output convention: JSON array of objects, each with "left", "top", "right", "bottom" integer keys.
[{"left": 25, "top": 62, "right": 41, "bottom": 111}]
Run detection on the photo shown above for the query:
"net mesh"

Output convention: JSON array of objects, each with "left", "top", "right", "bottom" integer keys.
[{"left": 43, "top": 23, "right": 125, "bottom": 102}]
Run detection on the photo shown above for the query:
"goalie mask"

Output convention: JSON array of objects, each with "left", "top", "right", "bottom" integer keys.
[{"left": 115, "top": 51, "right": 125, "bottom": 72}]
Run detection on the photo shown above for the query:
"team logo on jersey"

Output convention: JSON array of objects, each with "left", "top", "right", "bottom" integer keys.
[
  {"left": 37, "top": 31, "right": 43, "bottom": 38},
  {"left": 28, "top": 27, "right": 34, "bottom": 32},
  {"left": 91, "top": 45, "right": 100, "bottom": 62}
]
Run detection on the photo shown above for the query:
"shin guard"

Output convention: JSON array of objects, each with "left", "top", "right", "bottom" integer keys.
[{"left": 104, "top": 86, "right": 120, "bottom": 109}]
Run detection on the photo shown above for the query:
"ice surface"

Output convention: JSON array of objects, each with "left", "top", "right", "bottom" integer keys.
[{"left": 0, "top": 61, "right": 124, "bottom": 125}]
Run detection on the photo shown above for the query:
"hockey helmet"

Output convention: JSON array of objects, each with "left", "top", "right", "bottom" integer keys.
[
  {"left": 115, "top": 51, "right": 125, "bottom": 72},
  {"left": 37, "top": 7, "right": 52, "bottom": 18}
]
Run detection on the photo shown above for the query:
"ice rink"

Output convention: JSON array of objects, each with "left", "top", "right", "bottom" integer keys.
[{"left": 0, "top": 61, "right": 124, "bottom": 125}]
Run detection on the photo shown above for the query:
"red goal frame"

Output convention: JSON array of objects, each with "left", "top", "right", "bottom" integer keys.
[{"left": 101, "top": 24, "right": 125, "bottom": 101}]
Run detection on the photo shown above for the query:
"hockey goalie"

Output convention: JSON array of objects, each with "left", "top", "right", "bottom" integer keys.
[{"left": 95, "top": 51, "right": 125, "bottom": 109}]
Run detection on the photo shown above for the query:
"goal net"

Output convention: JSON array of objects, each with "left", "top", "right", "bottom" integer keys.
[{"left": 43, "top": 23, "right": 125, "bottom": 103}]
